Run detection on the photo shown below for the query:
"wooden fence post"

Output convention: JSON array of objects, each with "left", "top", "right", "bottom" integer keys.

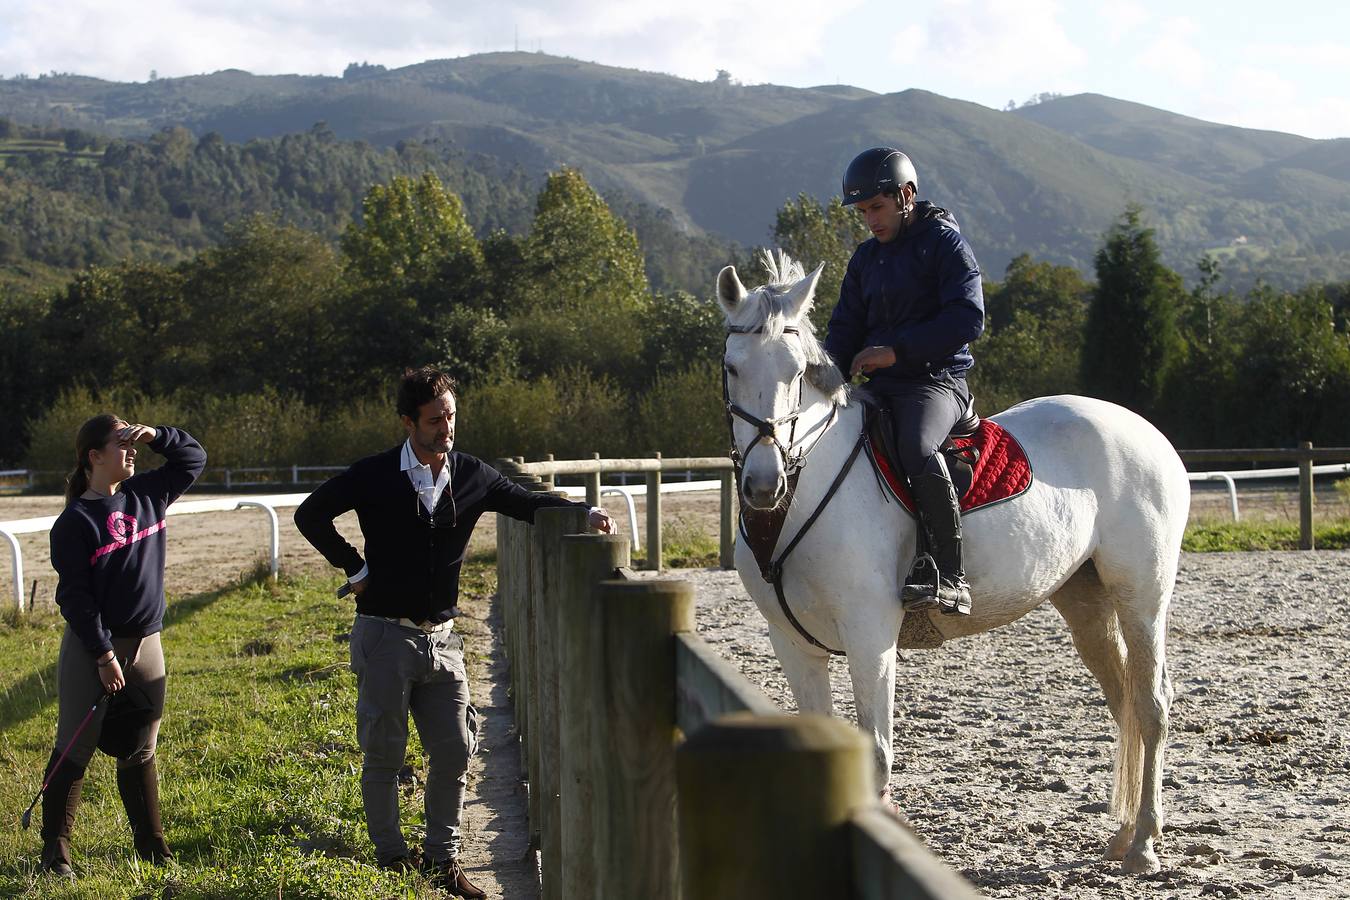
[
  {"left": 503, "top": 475, "right": 543, "bottom": 769},
  {"left": 676, "top": 713, "right": 874, "bottom": 896},
  {"left": 558, "top": 534, "right": 631, "bottom": 900},
  {"left": 519, "top": 479, "right": 552, "bottom": 849},
  {"left": 719, "top": 468, "right": 735, "bottom": 569},
  {"left": 586, "top": 452, "right": 601, "bottom": 508},
  {"left": 1299, "top": 441, "right": 1315, "bottom": 551},
  {"left": 530, "top": 506, "right": 589, "bottom": 900},
  {"left": 645, "top": 452, "right": 662, "bottom": 571},
  {"left": 589, "top": 578, "right": 694, "bottom": 899}
]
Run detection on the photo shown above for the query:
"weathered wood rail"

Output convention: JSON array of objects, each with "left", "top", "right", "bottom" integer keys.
[
  {"left": 496, "top": 487, "right": 983, "bottom": 899},
  {"left": 1177, "top": 444, "right": 1350, "bottom": 549}
]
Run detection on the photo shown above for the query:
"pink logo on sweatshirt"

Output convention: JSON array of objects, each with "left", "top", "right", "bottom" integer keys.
[
  {"left": 107, "top": 510, "right": 136, "bottom": 546},
  {"left": 89, "top": 510, "right": 166, "bottom": 565}
]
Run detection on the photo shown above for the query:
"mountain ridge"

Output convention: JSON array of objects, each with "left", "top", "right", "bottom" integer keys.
[{"left": 2, "top": 52, "right": 1347, "bottom": 287}]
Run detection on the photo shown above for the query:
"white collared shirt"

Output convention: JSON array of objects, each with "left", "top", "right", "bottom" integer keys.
[
  {"left": 349, "top": 440, "right": 450, "bottom": 586},
  {"left": 401, "top": 438, "right": 450, "bottom": 514}
]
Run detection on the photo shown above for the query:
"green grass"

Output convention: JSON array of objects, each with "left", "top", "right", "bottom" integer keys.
[
  {"left": 0, "top": 565, "right": 484, "bottom": 899},
  {"left": 1183, "top": 518, "right": 1350, "bottom": 551},
  {"left": 640, "top": 516, "right": 721, "bottom": 568}
]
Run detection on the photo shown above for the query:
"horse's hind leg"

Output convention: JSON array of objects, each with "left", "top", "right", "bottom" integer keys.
[
  {"left": 1050, "top": 563, "right": 1133, "bottom": 856},
  {"left": 1091, "top": 552, "right": 1176, "bottom": 876}
]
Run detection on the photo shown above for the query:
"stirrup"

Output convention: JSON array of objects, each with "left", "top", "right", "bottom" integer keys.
[{"left": 901, "top": 554, "right": 940, "bottom": 611}]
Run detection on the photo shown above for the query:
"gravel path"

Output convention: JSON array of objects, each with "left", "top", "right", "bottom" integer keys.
[{"left": 677, "top": 551, "right": 1350, "bottom": 899}]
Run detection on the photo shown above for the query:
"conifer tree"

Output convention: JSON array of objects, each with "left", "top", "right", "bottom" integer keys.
[{"left": 1081, "top": 206, "right": 1184, "bottom": 418}]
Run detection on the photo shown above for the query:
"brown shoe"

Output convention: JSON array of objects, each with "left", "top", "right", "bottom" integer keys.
[{"left": 424, "top": 858, "right": 487, "bottom": 899}]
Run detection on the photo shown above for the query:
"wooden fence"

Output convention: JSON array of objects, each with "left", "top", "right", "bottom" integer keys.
[
  {"left": 495, "top": 489, "right": 983, "bottom": 898},
  {"left": 1177, "top": 444, "right": 1350, "bottom": 550},
  {"left": 496, "top": 455, "right": 737, "bottom": 570}
]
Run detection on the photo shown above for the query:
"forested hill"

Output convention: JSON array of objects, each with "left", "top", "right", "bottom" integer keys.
[
  {"left": 0, "top": 120, "right": 735, "bottom": 295},
  {"left": 3, "top": 53, "right": 1350, "bottom": 289}
]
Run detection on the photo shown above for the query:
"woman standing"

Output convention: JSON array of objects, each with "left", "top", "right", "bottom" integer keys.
[{"left": 39, "top": 416, "right": 205, "bottom": 877}]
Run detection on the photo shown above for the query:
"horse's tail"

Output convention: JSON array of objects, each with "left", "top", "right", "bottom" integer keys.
[
  {"left": 1110, "top": 610, "right": 1174, "bottom": 831},
  {"left": 1111, "top": 653, "right": 1143, "bottom": 828}
]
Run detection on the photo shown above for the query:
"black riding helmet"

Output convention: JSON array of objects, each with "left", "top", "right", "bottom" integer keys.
[{"left": 841, "top": 147, "right": 919, "bottom": 205}]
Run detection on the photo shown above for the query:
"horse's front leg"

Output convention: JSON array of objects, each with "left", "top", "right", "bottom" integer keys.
[
  {"left": 841, "top": 626, "right": 898, "bottom": 794},
  {"left": 766, "top": 621, "right": 833, "bottom": 715}
]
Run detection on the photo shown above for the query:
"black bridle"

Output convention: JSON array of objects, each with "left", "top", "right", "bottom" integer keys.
[
  {"left": 723, "top": 325, "right": 837, "bottom": 479},
  {"left": 723, "top": 322, "right": 862, "bottom": 657}
]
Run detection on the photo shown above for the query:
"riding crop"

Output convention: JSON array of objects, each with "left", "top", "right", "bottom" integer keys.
[{"left": 19, "top": 691, "right": 111, "bottom": 829}]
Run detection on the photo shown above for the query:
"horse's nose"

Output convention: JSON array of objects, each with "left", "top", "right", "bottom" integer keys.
[{"left": 742, "top": 472, "right": 784, "bottom": 510}]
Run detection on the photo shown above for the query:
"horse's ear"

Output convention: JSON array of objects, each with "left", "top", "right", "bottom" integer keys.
[
  {"left": 717, "top": 265, "right": 746, "bottom": 315},
  {"left": 783, "top": 262, "right": 825, "bottom": 322}
]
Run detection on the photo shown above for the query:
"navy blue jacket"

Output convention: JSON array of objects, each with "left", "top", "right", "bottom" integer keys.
[
  {"left": 823, "top": 201, "right": 985, "bottom": 387},
  {"left": 50, "top": 427, "right": 206, "bottom": 656},
  {"left": 295, "top": 447, "right": 585, "bottom": 624}
]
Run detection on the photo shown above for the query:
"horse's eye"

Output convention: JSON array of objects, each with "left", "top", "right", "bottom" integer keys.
[{"left": 725, "top": 364, "right": 738, "bottom": 378}]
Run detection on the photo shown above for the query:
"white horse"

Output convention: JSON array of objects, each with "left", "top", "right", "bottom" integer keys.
[{"left": 717, "top": 252, "right": 1189, "bottom": 875}]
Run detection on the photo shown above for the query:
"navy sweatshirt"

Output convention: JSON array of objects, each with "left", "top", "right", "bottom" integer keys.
[
  {"left": 294, "top": 446, "right": 585, "bottom": 624},
  {"left": 49, "top": 427, "right": 207, "bottom": 657},
  {"left": 824, "top": 201, "right": 985, "bottom": 387}
]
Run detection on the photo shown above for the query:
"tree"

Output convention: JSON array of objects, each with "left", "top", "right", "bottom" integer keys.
[
  {"left": 971, "top": 254, "right": 1090, "bottom": 412},
  {"left": 512, "top": 168, "right": 651, "bottom": 380},
  {"left": 181, "top": 216, "right": 347, "bottom": 401},
  {"left": 341, "top": 173, "right": 488, "bottom": 381},
  {"left": 1226, "top": 285, "right": 1350, "bottom": 445},
  {"left": 1080, "top": 206, "right": 1185, "bottom": 418},
  {"left": 769, "top": 193, "right": 868, "bottom": 333}
]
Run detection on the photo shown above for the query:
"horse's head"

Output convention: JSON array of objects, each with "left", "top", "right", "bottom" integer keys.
[{"left": 717, "top": 250, "right": 842, "bottom": 510}]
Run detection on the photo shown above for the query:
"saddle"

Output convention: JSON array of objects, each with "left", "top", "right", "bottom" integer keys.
[
  {"left": 860, "top": 391, "right": 982, "bottom": 505},
  {"left": 858, "top": 392, "right": 1033, "bottom": 518}
]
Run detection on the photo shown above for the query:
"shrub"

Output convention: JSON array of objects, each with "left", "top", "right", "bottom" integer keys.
[{"left": 636, "top": 361, "right": 725, "bottom": 458}]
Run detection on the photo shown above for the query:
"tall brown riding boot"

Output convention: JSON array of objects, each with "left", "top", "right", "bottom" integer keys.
[
  {"left": 116, "top": 757, "right": 173, "bottom": 863},
  {"left": 39, "top": 750, "right": 85, "bottom": 878}
]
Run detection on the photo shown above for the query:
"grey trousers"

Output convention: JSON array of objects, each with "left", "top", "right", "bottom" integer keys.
[
  {"left": 55, "top": 628, "right": 165, "bottom": 768},
  {"left": 349, "top": 615, "right": 474, "bottom": 865}
]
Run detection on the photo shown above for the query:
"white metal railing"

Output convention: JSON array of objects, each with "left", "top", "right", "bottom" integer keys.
[
  {"left": 0, "top": 493, "right": 309, "bottom": 613},
  {"left": 553, "top": 480, "right": 719, "bottom": 552},
  {"left": 1188, "top": 463, "right": 1350, "bottom": 521},
  {"left": 0, "top": 477, "right": 726, "bottom": 613}
]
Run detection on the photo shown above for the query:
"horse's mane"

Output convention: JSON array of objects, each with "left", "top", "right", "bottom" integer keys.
[{"left": 728, "top": 249, "right": 850, "bottom": 406}]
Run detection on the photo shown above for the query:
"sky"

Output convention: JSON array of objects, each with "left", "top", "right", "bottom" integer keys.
[{"left": 2, "top": 0, "right": 1347, "bottom": 139}]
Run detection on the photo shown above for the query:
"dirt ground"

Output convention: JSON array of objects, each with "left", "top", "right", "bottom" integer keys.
[
  {"left": 4, "top": 484, "right": 1348, "bottom": 898},
  {"left": 678, "top": 552, "right": 1349, "bottom": 899}
]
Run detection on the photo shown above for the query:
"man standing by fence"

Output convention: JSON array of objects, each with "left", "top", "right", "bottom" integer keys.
[{"left": 295, "top": 365, "right": 613, "bottom": 897}]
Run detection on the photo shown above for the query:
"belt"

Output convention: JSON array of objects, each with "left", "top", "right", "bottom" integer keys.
[{"left": 357, "top": 613, "right": 454, "bottom": 634}]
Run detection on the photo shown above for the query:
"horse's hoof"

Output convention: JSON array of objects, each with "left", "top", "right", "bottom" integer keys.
[
  {"left": 1105, "top": 825, "right": 1131, "bottom": 861},
  {"left": 1121, "top": 847, "right": 1160, "bottom": 875}
]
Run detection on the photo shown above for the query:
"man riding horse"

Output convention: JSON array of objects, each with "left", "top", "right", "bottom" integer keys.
[{"left": 825, "top": 147, "right": 985, "bottom": 615}]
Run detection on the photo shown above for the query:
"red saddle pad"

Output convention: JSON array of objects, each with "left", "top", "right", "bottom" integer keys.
[{"left": 872, "top": 419, "right": 1033, "bottom": 516}]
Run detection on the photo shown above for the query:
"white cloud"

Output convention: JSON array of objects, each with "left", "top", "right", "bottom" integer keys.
[
  {"left": 1096, "top": 1, "right": 1150, "bottom": 40},
  {"left": 0, "top": 0, "right": 864, "bottom": 85},
  {"left": 890, "top": 0, "right": 1086, "bottom": 85},
  {"left": 1132, "top": 16, "right": 1211, "bottom": 89}
]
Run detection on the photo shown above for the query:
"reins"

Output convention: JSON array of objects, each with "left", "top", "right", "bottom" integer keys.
[{"left": 725, "top": 324, "right": 861, "bottom": 656}]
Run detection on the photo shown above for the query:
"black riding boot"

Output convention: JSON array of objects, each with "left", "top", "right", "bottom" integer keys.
[
  {"left": 39, "top": 750, "right": 86, "bottom": 878},
  {"left": 116, "top": 757, "right": 173, "bottom": 863},
  {"left": 902, "top": 453, "right": 972, "bottom": 616}
]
